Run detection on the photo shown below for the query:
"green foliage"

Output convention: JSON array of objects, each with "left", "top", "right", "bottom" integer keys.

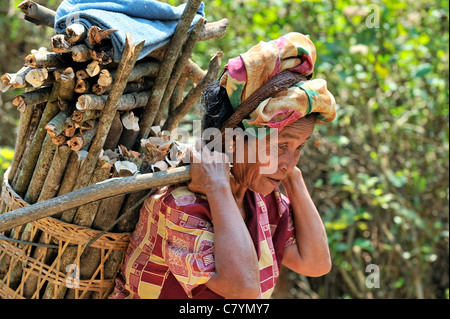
[
  {"left": 0, "top": 146, "right": 14, "bottom": 180},
  {"left": 0, "top": 0, "right": 448, "bottom": 299}
]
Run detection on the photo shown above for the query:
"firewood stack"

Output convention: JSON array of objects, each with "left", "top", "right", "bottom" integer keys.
[{"left": 0, "top": 0, "right": 226, "bottom": 299}]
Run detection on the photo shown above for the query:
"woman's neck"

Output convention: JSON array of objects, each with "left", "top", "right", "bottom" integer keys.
[{"left": 230, "top": 176, "right": 248, "bottom": 210}]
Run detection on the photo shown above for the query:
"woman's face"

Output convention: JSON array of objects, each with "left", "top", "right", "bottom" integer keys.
[{"left": 231, "top": 116, "right": 316, "bottom": 194}]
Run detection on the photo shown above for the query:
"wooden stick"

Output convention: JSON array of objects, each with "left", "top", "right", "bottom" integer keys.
[
  {"left": 66, "top": 23, "right": 87, "bottom": 43},
  {"left": 0, "top": 166, "right": 191, "bottom": 233},
  {"left": 103, "top": 112, "right": 123, "bottom": 151},
  {"left": 199, "top": 18, "right": 229, "bottom": 41},
  {"left": 13, "top": 83, "right": 61, "bottom": 197},
  {"left": 18, "top": 0, "right": 56, "bottom": 28},
  {"left": 23, "top": 134, "right": 57, "bottom": 204},
  {"left": 11, "top": 103, "right": 45, "bottom": 187},
  {"left": 71, "top": 158, "right": 112, "bottom": 227},
  {"left": 138, "top": 0, "right": 203, "bottom": 141},
  {"left": 163, "top": 52, "right": 222, "bottom": 131},
  {"left": 50, "top": 34, "right": 73, "bottom": 53},
  {"left": 56, "top": 151, "right": 81, "bottom": 197},
  {"left": 37, "top": 146, "right": 72, "bottom": 202},
  {"left": 185, "top": 59, "right": 206, "bottom": 84},
  {"left": 12, "top": 86, "right": 52, "bottom": 113},
  {"left": 8, "top": 103, "right": 35, "bottom": 183},
  {"left": 76, "top": 91, "right": 151, "bottom": 111}
]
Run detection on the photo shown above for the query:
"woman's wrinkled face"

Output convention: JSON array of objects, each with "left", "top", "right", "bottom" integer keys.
[{"left": 230, "top": 116, "right": 315, "bottom": 194}]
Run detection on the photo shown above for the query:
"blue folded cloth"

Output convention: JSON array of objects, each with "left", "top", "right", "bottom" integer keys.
[{"left": 55, "top": 0, "right": 205, "bottom": 62}]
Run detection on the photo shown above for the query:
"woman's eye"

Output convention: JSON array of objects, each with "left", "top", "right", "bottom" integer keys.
[
  {"left": 279, "top": 144, "right": 288, "bottom": 150},
  {"left": 297, "top": 144, "right": 304, "bottom": 151}
]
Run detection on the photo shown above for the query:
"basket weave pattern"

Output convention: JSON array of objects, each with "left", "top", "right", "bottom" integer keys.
[{"left": 0, "top": 168, "right": 130, "bottom": 299}]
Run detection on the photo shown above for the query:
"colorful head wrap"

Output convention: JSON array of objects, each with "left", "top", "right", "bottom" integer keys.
[{"left": 219, "top": 32, "right": 336, "bottom": 137}]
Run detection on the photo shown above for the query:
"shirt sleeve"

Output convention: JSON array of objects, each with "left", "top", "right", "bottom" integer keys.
[{"left": 161, "top": 187, "right": 216, "bottom": 297}]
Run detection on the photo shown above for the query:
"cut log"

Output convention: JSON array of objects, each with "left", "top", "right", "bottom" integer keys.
[
  {"left": 63, "top": 117, "right": 76, "bottom": 138},
  {"left": 118, "top": 111, "right": 140, "bottom": 150},
  {"left": 12, "top": 86, "right": 52, "bottom": 113},
  {"left": 98, "top": 69, "right": 112, "bottom": 87},
  {"left": 24, "top": 48, "right": 68, "bottom": 68},
  {"left": 50, "top": 34, "right": 73, "bottom": 53},
  {"left": 72, "top": 109, "right": 102, "bottom": 123},
  {"left": 74, "top": 78, "right": 91, "bottom": 94},
  {"left": 86, "top": 60, "right": 101, "bottom": 77},
  {"left": 25, "top": 68, "right": 48, "bottom": 88},
  {"left": 18, "top": 0, "right": 56, "bottom": 28},
  {"left": 88, "top": 26, "right": 118, "bottom": 46},
  {"left": 90, "top": 46, "right": 114, "bottom": 65},
  {"left": 71, "top": 44, "right": 92, "bottom": 62},
  {"left": 7, "top": 67, "right": 32, "bottom": 89},
  {"left": 45, "top": 111, "right": 69, "bottom": 137},
  {"left": 66, "top": 23, "right": 87, "bottom": 43},
  {"left": 76, "top": 91, "right": 151, "bottom": 111},
  {"left": 51, "top": 134, "right": 68, "bottom": 146},
  {"left": 67, "top": 123, "right": 98, "bottom": 151},
  {"left": 56, "top": 67, "right": 76, "bottom": 109}
]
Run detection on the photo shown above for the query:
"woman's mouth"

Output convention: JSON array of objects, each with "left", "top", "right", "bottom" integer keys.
[{"left": 266, "top": 177, "right": 282, "bottom": 187}]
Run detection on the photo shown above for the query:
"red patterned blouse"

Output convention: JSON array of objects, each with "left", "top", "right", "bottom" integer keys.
[{"left": 109, "top": 183, "right": 295, "bottom": 299}]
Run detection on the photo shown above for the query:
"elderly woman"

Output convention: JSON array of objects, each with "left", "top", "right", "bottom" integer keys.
[{"left": 109, "top": 32, "right": 336, "bottom": 299}]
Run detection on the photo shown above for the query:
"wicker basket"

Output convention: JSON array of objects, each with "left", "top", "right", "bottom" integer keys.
[{"left": 0, "top": 168, "right": 130, "bottom": 299}]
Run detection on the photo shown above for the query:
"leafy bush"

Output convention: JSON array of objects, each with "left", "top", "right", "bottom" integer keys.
[{"left": 0, "top": 0, "right": 448, "bottom": 299}]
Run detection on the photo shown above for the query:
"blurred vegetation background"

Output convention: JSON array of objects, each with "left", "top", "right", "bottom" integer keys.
[{"left": 0, "top": 0, "right": 448, "bottom": 299}]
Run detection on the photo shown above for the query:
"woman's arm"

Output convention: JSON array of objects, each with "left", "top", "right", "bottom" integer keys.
[
  {"left": 187, "top": 140, "right": 260, "bottom": 298},
  {"left": 281, "top": 167, "right": 332, "bottom": 277}
]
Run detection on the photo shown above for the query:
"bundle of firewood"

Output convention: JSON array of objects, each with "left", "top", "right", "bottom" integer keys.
[{"left": 0, "top": 0, "right": 226, "bottom": 299}]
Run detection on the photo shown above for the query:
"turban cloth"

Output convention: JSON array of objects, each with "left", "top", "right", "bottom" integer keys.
[{"left": 219, "top": 32, "right": 337, "bottom": 137}]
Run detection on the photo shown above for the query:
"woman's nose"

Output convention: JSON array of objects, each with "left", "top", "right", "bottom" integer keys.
[{"left": 278, "top": 151, "right": 295, "bottom": 172}]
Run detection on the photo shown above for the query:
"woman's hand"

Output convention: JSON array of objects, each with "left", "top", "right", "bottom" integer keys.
[{"left": 187, "top": 138, "right": 231, "bottom": 195}]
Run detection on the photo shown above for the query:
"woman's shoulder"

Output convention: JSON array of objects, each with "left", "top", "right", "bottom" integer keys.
[{"left": 154, "top": 183, "right": 212, "bottom": 222}]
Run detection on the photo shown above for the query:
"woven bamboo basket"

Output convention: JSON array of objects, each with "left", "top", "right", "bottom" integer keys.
[{"left": 0, "top": 168, "right": 130, "bottom": 299}]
